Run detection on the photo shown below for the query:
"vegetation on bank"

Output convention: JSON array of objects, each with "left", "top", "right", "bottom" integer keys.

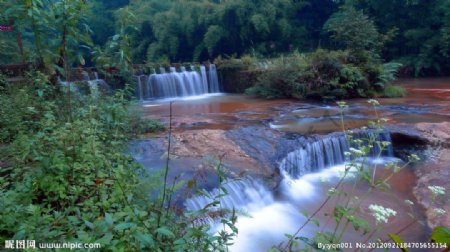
[
  {"left": 217, "top": 5, "right": 408, "bottom": 100},
  {"left": 0, "top": 72, "right": 238, "bottom": 251}
]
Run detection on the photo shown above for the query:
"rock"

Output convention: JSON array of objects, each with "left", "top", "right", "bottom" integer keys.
[{"left": 412, "top": 122, "right": 450, "bottom": 229}]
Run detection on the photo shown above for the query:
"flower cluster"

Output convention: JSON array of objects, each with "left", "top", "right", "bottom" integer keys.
[
  {"left": 349, "top": 147, "right": 364, "bottom": 155},
  {"left": 336, "top": 101, "right": 348, "bottom": 109},
  {"left": 368, "top": 204, "right": 397, "bottom": 224},
  {"left": 408, "top": 154, "right": 420, "bottom": 162},
  {"left": 367, "top": 99, "right": 380, "bottom": 106},
  {"left": 428, "top": 185, "right": 445, "bottom": 197},
  {"left": 434, "top": 208, "right": 446, "bottom": 216}
]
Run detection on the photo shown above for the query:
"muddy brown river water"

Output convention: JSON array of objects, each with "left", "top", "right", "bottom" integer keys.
[{"left": 133, "top": 78, "right": 450, "bottom": 251}]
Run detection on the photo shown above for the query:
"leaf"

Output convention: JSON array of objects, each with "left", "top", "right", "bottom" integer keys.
[
  {"left": 135, "top": 232, "right": 154, "bottom": 248},
  {"left": 114, "top": 222, "right": 136, "bottom": 231},
  {"left": 187, "top": 179, "right": 195, "bottom": 189},
  {"left": 104, "top": 213, "right": 113, "bottom": 226},
  {"left": 84, "top": 220, "right": 94, "bottom": 230},
  {"left": 96, "top": 233, "right": 113, "bottom": 245},
  {"left": 300, "top": 210, "right": 309, "bottom": 218},
  {"left": 156, "top": 227, "right": 175, "bottom": 238},
  {"left": 388, "top": 234, "right": 409, "bottom": 252},
  {"left": 349, "top": 216, "right": 371, "bottom": 235},
  {"left": 79, "top": 56, "right": 85, "bottom": 66},
  {"left": 430, "top": 226, "right": 450, "bottom": 244},
  {"left": 333, "top": 205, "right": 347, "bottom": 223},
  {"left": 311, "top": 218, "right": 320, "bottom": 227}
]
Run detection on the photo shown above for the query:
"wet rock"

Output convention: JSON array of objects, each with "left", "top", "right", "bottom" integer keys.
[{"left": 411, "top": 122, "right": 450, "bottom": 229}]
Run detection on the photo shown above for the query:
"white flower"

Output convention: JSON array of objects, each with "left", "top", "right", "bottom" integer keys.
[
  {"left": 368, "top": 204, "right": 397, "bottom": 224},
  {"left": 381, "top": 141, "right": 391, "bottom": 148},
  {"left": 344, "top": 151, "right": 351, "bottom": 157},
  {"left": 428, "top": 186, "right": 445, "bottom": 197},
  {"left": 408, "top": 154, "right": 420, "bottom": 162},
  {"left": 434, "top": 208, "right": 446, "bottom": 216},
  {"left": 349, "top": 147, "right": 364, "bottom": 155},
  {"left": 354, "top": 139, "right": 363, "bottom": 145},
  {"left": 336, "top": 101, "right": 347, "bottom": 108},
  {"left": 404, "top": 200, "right": 414, "bottom": 206},
  {"left": 368, "top": 99, "right": 380, "bottom": 106},
  {"left": 327, "top": 188, "right": 337, "bottom": 196}
]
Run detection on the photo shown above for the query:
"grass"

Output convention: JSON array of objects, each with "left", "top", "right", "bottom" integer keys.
[{"left": 382, "top": 85, "right": 407, "bottom": 98}]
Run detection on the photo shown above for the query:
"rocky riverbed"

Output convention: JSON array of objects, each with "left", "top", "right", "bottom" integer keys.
[{"left": 132, "top": 78, "right": 450, "bottom": 239}]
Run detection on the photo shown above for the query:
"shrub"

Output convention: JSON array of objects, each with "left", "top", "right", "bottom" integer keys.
[
  {"left": 382, "top": 85, "right": 407, "bottom": 98},
  {"left": 243, "top": 50, "right": 401, "bottom": 101},
  {"left": 0, "top": 71, "right": 236, "bottom": 251}
]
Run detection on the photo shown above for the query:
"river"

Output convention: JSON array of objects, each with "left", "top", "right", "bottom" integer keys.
[{"left": 132, "top": 78, "right": 450, "bottom": 251}]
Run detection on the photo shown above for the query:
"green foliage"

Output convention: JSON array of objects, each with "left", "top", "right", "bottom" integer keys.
[
  {"left": 126, "top": 0, "right": 332, "bottom": 62},
  {"left": 1, "top": 0, "right": 92, "bottom": 75},
  {"left": 430, "top": 226, "right": 450, "bottom": 244},
  {"left": 242, "top": 49, "right": 400, "bottom": 101},
  {"left": 92, "top": 7, "right": 137, "bottom": 74},
  {"left": 0, "top": 72, "right": 55, "bottom": 143},
  {"left": 0, "top": 72, "right": 237, "bottom": 251},
  {"left": 382, "top": 85, "right": 407, "bottom": 98},
  {"left": 324, "top": 6, "right": 383, "bottom": 53},
  {"left": 376, "top": 63, "right": 403, "bottom": 88}
]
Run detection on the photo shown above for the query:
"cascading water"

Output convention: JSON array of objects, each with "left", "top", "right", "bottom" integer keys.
[
  {"left": 135, "top": 64, "right": 222, "bottom": 99},
  {"left": 182, "top": 131, "right": 397, "bottom": 251},
  {"left": 60, "top": 71, "right": 109, "bottom": 95},
  {"left": 185, "top": 178, "right": 273, "bottom": 213},
  {"left": 200, "top": 65, "right": 209, "bottom": 92},
  {"left": 185, "top": 132, "right": 394, "bottom": 213},
  {"left": 279, "top": 131, "right": 393, "bottom": 178},
  {"left": 208, "top": 64, "right": 220, "bottom": 93}
]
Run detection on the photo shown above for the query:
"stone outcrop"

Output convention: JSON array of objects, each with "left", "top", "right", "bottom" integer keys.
[{"left": 412, "top": 122, "right": 450, "bottom": 228}]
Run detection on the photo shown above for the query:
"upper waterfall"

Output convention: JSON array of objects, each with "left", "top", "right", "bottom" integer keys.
[{"left": 136, "top": 64, "right": 222, "bottom": 100}]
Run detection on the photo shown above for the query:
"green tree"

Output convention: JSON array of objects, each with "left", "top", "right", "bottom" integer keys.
[{"left": 323, "top": 6, "right": 383, "bottom": 53}]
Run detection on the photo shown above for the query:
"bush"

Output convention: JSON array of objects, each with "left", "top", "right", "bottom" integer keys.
[
  {"left": 0, "top": 72, "right": 235, "bottom": 251},
  {"left": 382, "top": 85, "right": 407, "bottom": 98},
  {"left": 243, "top": 50, "right": 401, "bottom": 101}
]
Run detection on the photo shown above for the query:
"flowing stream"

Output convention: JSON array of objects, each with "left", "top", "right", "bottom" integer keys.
[
  {"left": 183, "top": 133, "right": 425, "bottom": 251},
  {"left": 134, "top": 78, "right": 450, "bottom": 251}
]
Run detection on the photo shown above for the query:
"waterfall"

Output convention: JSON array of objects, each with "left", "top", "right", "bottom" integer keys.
[
  {"left": 60, "top": 71, "right": 109, "bottom": 95},
  {"left": 279, "top": 131, "right": 394, "bottom": 178},
  {"left": 81, "top": 71, "right": 90, "bottom": 81},
  {"left": 208, "top": 64, "right": 220, "bottom": 93},
  {"left": 200, "top": 65, "right": 209, "bottom": 92},
  {"left": 185, "top": 178, "right": 273, "bottom": 212},
  {"left": 137, "top": 75, "right": 144, "bottom": 100},
  {"left": 136, "top": 64, "right": 221, "bottom": 99}
]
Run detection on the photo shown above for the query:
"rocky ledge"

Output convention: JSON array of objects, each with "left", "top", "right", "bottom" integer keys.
[{"left": 412, "top": 122, "right": 450, "bottom": 229}]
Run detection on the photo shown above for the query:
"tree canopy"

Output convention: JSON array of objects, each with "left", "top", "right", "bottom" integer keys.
[{"left": 1, "top": 0, "right": 449, "bottom": 76}]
